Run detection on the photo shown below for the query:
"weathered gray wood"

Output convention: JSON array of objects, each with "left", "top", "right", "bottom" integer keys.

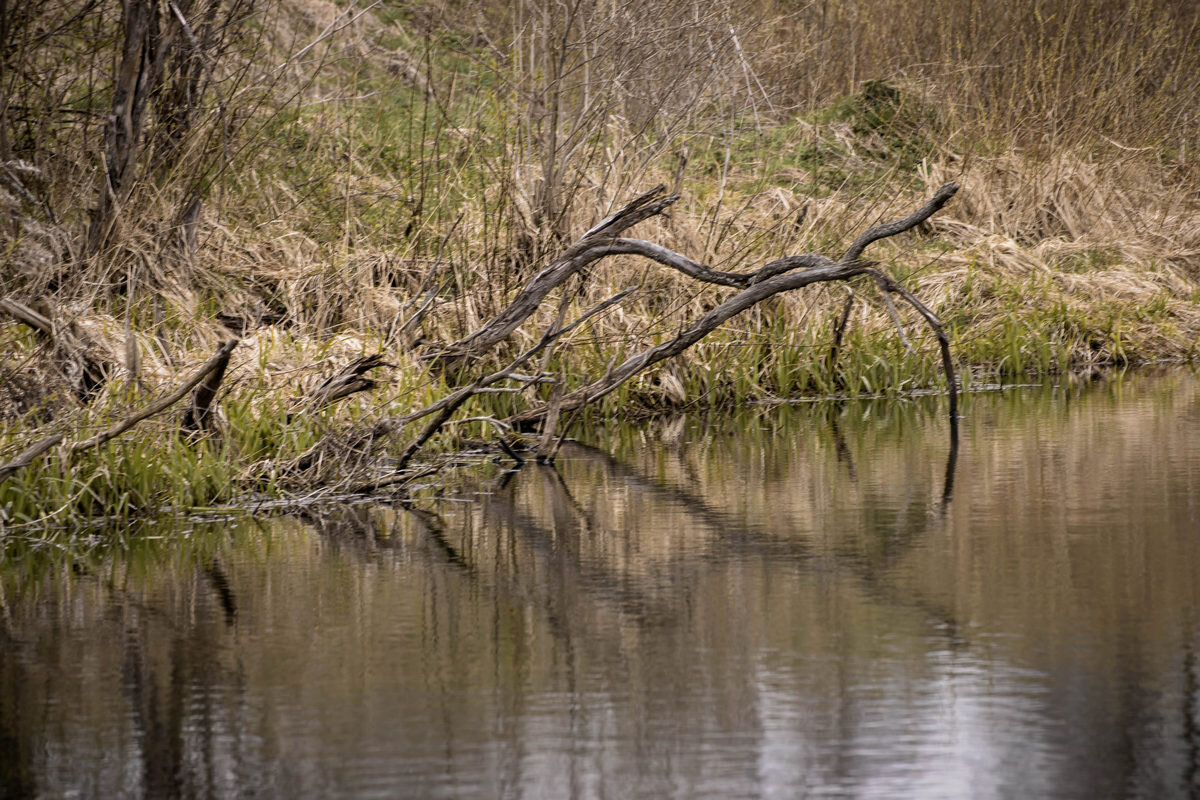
[
  {"left": 429, "top": 186, "right": 677, "bottom": 363},
  {"left": 501, "top": 183, "right": 963, "bottom": 428},
  {"left": 0, "top": 298, "right": 53, "bottom": 336},
  {"left": 505, "top": 260, "right": 875, "bottom": 427},
  {"left": 288, "top": 289, "right": 636, "bottom": 480},
  {"left": 301, "top": 354, "right": 390, "bottom": 413},
  {"left": 842, "top": 182, "right": 959, "bottom": 263},
  {"left": 72, "top": 339, "right": 238, "bottom": 454},
  {"left": 0, "top": 434, "right": 64, "bottom": 485},
  {"left": 181, "top": 339, "right": 237, "bottom": 436},
  {"left": 431, "top": 182, "right": 958, "bottom": 367}
]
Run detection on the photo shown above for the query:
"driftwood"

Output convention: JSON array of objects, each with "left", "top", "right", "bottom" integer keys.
[
  {"left": 327, "top": 181, "right": 961, "bottom": 483},
  {"left": 282, "top": 289, "right": 636, "bottom": 479},
  {"left": 3, "top": 182, "right": 961, "bottom": 499},
  {"left": 429, "top": 182, "right": 958, "bottom": 370},
  {"left": 501, "top": 257, "right": 957, "bottom": 428}
]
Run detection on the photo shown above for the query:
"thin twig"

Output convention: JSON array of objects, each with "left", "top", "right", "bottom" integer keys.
[
  {"left": 827, "top": 288, "right": 855, "bottom": 385},
  {"left": 869, "top": 271, "right": 959, "bottom": 420},
  {"left": 875, "top": 276, "right": 913, "bottom": 354},
  {"left": 0, "top": 298, "right": 53, "bottom": 337}
]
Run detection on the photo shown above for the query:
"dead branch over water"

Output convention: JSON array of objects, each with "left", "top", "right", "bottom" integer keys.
[
  {"left": 2, "top": 183, "right": 959, "bottom": 501},
  {"left": 502, "top": 183, "right": 960, "bottom": 429},
  {"left": 320, "top": 181, "right": 958, "bottom": 481}
]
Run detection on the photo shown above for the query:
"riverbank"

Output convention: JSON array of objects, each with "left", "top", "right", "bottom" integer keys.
[{"left": 2, "top": 0, "right": 1199, "bottom": 525}]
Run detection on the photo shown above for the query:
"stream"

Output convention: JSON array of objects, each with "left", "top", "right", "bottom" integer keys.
[{"left": 3, "top": 370, "right": 1199, "bottom": 798}]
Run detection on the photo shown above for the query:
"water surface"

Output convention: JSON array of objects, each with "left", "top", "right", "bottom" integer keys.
[{"left": 3, "top": 372, "right": 1200, "bottom": 798}]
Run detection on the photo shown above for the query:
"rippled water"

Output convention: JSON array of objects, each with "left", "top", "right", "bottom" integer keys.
[{"left": 3, "top": 371, "right": 1200, "bottom": 799}]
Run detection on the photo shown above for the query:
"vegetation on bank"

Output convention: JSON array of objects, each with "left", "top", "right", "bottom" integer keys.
[{"left": 2, "top": 0, "right": 1199, "bottom": 526}]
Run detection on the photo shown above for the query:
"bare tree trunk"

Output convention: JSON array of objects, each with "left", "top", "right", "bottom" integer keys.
[
  {"left": 0, "top": 0, "right": 11, "bottom": 164},
  {"left": 87, "top": 0, "right": 181, "bottom": 254}
]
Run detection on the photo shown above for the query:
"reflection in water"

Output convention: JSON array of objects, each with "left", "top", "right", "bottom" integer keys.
[{"left": 3, "top": 372, "right": 1200, "bottom": 798}]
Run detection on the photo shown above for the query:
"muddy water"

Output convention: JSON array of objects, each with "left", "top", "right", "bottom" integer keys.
[{"left": 3, "top": 372, "right": 1200, "bottom": 799}]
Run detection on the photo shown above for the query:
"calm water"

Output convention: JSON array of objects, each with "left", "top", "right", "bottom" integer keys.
[{"left": 3, "top": 372, "right": 1200, "bottom": 799}]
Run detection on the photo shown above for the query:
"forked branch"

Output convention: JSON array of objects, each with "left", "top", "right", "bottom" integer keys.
[
  {"left": 498, "top": 182, "right": 961, "bottom": 427},
  {"left": 291, "top": 181, "right": 961, "bottom": 489},
  {"left": 430, "top": 183, "right": 959, "bottom": 370}
]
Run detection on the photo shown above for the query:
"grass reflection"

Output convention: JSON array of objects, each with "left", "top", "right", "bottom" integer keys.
[{"left": 2, "top": 369, "right": 1199, "bottom": 798}]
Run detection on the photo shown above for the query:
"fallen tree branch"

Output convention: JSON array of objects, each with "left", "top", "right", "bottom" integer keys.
[
  {"left": 535, "top": 382, "right": 565, "bottom": 463},
  {"left": 505, "top": 257, "right": 960, "bottom": 428},
  {"left": 399, "top": 288, "right": 634, "bottom": 430},
  {"left": 594, "top": 239, "right": 836, "bottom": 288},
  {"left": 181, "top": 340, "right": 237, "bottom": 436},
  {"left": 429, "top": 186, "right": 678, "bottom": 363},
  {"left": 298, "top": 354, "right": 391, "bottom": 414},
  {"left": 822, "top": 183, "right": 959, "bottom": 369},
  {"left": 71, "top": 340, "right": 238, "bottom": 455},
  {"left": 0, "top": 341, "right": 239, "bottom": 484},
  {"left": 284, "top": 183, "right": 962, "bottom": 490},
  {"left": 842, "top": 182, "right": 960, "bottom": 263},
  {"left": 430, "top": 183, "right": 957, "bottom": 367},
  {"left": 394, "top": 377, "right": 483, "bottom": 472},
  {"left": 869, "top": 270, "right": 959, "bottom": 420},
  {"left": 505, "top": 260, "right": 878, "bottom": 427},
  {"left": 826, "top": 289, "right": 855, "bottom": 384},
  {"left": 0, "top": 298, "right": 53, "bottom": 336},
  {"left": 876, "top": 277, "right": 914, "bottom": 354},
  {"left": 286, "top": 289, "right": 635, "bottom": 480},
  {"left": 0, "top": 434, "right": 65, "bottom": 485},
  {"left": 501, "top": 183, "right": 962, "bottom": 427}
]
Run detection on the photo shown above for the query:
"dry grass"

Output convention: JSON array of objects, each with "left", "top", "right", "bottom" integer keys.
[{"left": 1, "top": 0, "right": 1199, "bottom": 519}]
